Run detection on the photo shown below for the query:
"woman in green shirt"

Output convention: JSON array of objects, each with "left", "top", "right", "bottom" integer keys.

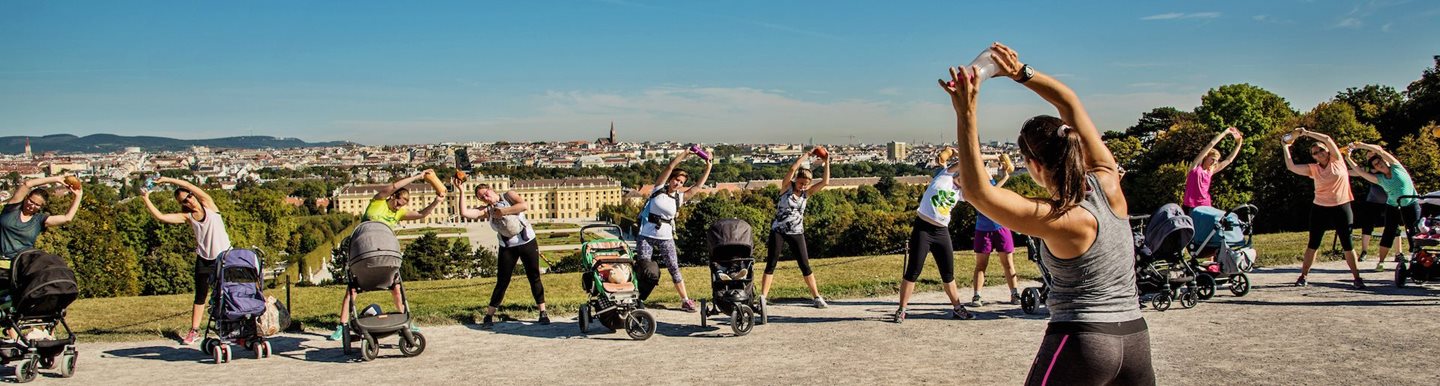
[{"left": 1346, "top": 143, "right": 1419, "bottom": 272}]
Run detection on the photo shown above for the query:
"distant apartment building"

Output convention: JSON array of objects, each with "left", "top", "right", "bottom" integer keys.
[
  {"left": 333, "top": 174, "right": 621, "bottom": 225},
  {"left": 886, "top": 141, "right": 907, "bottom": 162}
]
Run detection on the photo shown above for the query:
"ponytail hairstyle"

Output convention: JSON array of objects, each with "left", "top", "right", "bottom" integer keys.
[{"left": 1017, "top": 115, "right": 1088, "bottom": 219}]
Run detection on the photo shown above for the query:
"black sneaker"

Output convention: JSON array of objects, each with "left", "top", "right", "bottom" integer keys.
[
  {"left": 1358, "top": 252, "right": 1367, "bottom": 262},
  {"left": 1352, "top": 279, "right": 1366, "bottom": 290},
  {"left": 952, "top": 306, "right": 976, "bottom": 320},
  {"left": 538, "top": 311, "right": 551, "bottom": 325},
  {"left": 481, "top": 314, "right": 494, "bottom": 330},
  {"left": 1295, "top": 277, "right": 1308, "bottom": 287}
]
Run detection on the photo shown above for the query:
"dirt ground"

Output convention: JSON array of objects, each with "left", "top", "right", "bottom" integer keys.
[{"left": 36, "top": 259, "right": 1440, "bottom": 385}]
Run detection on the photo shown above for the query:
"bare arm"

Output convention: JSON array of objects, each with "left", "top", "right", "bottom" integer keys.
[
  {"left": 1355, "top": 142, "right": 1402, "bottom": 167},
  {"left": 1214, "top": 130, "right": 1243, "bottom": 174},
  {"left": 43, "top": 187, "right": 83, "bottom": 227},
  {"left": 1345, "top": 151, "right": 1380, "bottom": 184},
  {"left": 782, "top": 153, "right": 809, "bottom": 193},
  {"left": 807, "top": 157, "right": 832, "bottom": 195},
  {"left": 682, "top": 159, "right": 713, "bottom": 194},
  {"left": 1192, "top": 131, "right": 1227, "bottom": 169},
  {"left": 654, "top": 152, "right": 690, "bottom": 188},
  {"left": 141, "top": 191, "right": 188, "bottom": 224},
  {"left": 375, "top": 171, "right": 430, "bottom": 201},
  {"left": 491, "top": 192, "right": 529, "bottom": 216},
  {"left": 160, "top": 177, "right": 219, "bottom": 212},
  {"left": 454, "top": 179, "right": 485, "bottom": 219},
  {"left": 400, "top": 195, "right": 445, "bottom": 221},
  {"left": 1281, "top": 143, "right": 1310, "bottom": 177},
  {"left": 1300, "top": 130, "right": 1344, "bottom": 166},
  {"left": 7, "top": 176, "right": 65, "bottom": 205}
]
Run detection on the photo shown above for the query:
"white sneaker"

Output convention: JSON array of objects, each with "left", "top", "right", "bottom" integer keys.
[
  {"left": 967, "top": 295, "right": 984, "bottom": 308},
  {"left": 813, "top": 297, "right": 828, "bottom": 309}
]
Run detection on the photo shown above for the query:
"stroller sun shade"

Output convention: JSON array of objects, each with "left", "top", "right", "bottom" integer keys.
[
  {"left": 1140, "top": 204, "right": 1194, "bottom": 259},
  {"left": 707, "top": 219, "right": 754, "bottom": 262},
  {"left": 348, "top": 221, "right": 403, "bottom": 290}
]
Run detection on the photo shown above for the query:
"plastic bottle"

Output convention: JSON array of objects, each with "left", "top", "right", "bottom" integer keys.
[
  {"left": 689, "top": 144, "right": 712, "bottom": 162},
  {"left": 968, "top": 48, "right": 1001, "bottom": 81}
]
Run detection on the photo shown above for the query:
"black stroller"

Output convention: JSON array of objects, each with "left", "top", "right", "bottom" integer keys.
[
  {"left": 1133, "top": 204, "right": 1201, "bottom": 311},
  {"left": 1394, "top": 194, "right": 1440, "bottom": 287},
  {"left": 0, "top": 249, "right": 78, "bottom": 382},
  {"left": 341, "top": 221, "right": 425, "bottom": 361},
  {"left": 698, "top": 219, "right": 766, "bottom": 336},
  {"left": 1018, "top": 235, "right": 1052, "bottom": 315},
  {"left": 199, "top": 248, "right": 272, "bottom": 364},
  {"left": 1187, "top": 205, "right": 1257, "bottom": 299}
]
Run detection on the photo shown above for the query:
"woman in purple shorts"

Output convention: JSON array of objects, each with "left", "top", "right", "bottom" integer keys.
[{"left": 969, "top": 155, "right": 1018, "bottom": 306}]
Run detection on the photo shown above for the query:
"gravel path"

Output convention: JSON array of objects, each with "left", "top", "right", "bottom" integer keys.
[{"left": 39, "top": 259, "right": 1440, "bottom": 385}]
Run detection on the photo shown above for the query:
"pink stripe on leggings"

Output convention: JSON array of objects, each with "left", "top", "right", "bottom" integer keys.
[{"left": 1041, "top": 335, "right": 1070, "bottom": 386}]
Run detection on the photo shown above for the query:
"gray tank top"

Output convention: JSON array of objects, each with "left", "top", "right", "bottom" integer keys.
[{"left": 1040, "top": 174, "right": 1143, "bottom": 323}]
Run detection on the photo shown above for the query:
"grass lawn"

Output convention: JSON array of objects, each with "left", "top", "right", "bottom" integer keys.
[
  {"left": 395, "top": 227, "right": 467, "bottom": 236},
  {"left": 531, "top": 222, "right": 580, "bottom": 230},
  {"left": 65, "top": 231, "right": 1346, "bottom": 342},
  {"left": 277, "top": 222, "right": 357, "bottom": 284},
  {"left": 535, "top": 231, "right": 608, "bottom": 247}
]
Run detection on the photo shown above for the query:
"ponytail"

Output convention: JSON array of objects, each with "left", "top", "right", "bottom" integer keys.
[{"left": 1017, "top": 115, "right": 1089, "bottom": 219}]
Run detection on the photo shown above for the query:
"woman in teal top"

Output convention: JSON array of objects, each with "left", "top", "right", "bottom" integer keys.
[{"left": 1346, "top": 142, "right": 1418, "bottom": 271}]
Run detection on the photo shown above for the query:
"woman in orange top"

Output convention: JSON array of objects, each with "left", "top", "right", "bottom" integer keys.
[{"left": 1281, "top": 128, "right": 1364, "bottom": 289}]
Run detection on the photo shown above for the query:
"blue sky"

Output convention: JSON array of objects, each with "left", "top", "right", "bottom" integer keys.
[{"left": 1, "top": 0, "right": 1436, "bottom": 145}]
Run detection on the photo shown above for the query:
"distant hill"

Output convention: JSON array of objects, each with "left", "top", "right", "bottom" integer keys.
[{"left": 0, "top": 134, "right": 355, "bottom": 154}]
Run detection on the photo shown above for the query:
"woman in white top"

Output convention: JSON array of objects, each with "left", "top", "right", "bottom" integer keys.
[
  {"left": 893, "top": 148, "right": 974, "bottom": 323},
  {"left": 457, "top": 182, "right": 547, "bottom": 329},
  {"left": 141, "top": 177, "right": 232, "bottom": 346},
  {"left": 636, "top": 149, "right": 712, "bottom": 312}
]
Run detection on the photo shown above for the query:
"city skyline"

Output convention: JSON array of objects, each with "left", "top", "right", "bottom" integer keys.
[{"left": 2, "top": 1, "right": 1437, "bottom": 145}]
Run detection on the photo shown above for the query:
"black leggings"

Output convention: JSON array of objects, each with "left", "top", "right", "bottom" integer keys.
[
  {"left": 193, "top": 257, "right": 216, "bottom": 305},
  {"left": 1380, "top": 203, "right": 1421, "bottom": 250},
  {"left": 903, "top": 218, "right": 954, "bottom": 283},
  {"left": 1307, "top": 203, "right": 1354, "bottom": 251},
  {"left": 765, "top": 232, "right": 812, "bottom": 276},
  {"left": 489, "top": 240, "right": 546, "bottom": 308},
  {"left": 1025, "top": 319, "right": 1155, "bottom": 386},
  {"left": 1355, "top": 200, "right": 1388, "bottom": 237}
]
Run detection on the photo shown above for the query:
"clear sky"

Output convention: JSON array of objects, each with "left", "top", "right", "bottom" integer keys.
[{"left": 1, "top": 0, "right": 1436, "bottom": 145}]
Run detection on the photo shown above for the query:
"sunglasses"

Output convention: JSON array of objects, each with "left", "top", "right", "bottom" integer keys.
[{"left": 1309, "top": 149, "right": 1327, "bottom": 156}]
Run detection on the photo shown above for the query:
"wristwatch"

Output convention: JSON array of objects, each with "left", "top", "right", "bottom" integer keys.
[{"left": 1015, "top": 64, "right": 1034, "bottom": 83}]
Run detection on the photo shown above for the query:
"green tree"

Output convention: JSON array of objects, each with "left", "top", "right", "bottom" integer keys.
[
  {"left": 401, "top": 232, "right": 451, "bottom": 280},
  {"left": 1395, "top": 126, "right": 1440, "bottom": 193},
  {"left": 1335, "top": 85, "right": 1406, "bottom": 145},
  {"left": 1403, "top": 55, "right": 1440, "bottom": 133}
]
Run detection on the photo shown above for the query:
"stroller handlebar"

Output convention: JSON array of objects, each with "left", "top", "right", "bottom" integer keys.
[{"left": 581, "top": 224, "right": 625, "bottom": 243}]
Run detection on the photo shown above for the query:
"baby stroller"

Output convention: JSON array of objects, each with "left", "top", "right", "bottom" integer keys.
[
  {"left": 1132, "top": 204, "right": 1200, "bottom": 311},
  {"left": 0, "top": 249, "right": 78, "bottom": 382},
  {"left": 1394, "top": 195, "right": 1440, "bottom": 287},
  {"left": 1019, "top": 235, "right": 1052, "bottom": 315},
  {"left": 577, "top": 224, "right": 656, "bottom": 340},
  {"left": 341, "top": 222, "right": 425, "bottom": 361},
  {"left": 199, "top": 248, "right": 272, "bottom": 364},
  {"left": 1187, "top": 205, "right": 1257, "bottom": 299},
  {"left": 698, "top": 219, "right": 766, "bottom": 337}
]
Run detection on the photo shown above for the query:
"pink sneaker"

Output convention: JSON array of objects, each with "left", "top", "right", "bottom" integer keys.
[
  {"left": 681, "top": 299, "right": 698, "bottom": 313},
  {"left": 181, "top": 329, "right": 199, "bottom": 345}
]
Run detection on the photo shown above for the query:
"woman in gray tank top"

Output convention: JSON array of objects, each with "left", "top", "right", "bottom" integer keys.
[
  {"left": 760, "top": 149, "right": 831, "bottom": 309},
  {"left": 939, "top": 43, "right": 1154, "bottom": 386}
]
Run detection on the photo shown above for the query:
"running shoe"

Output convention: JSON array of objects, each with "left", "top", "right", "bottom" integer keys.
[
  {"left": 1294, "top": 277, "right": 1308, "bottom": 287},
  {"left": 1352, "top": 279, "right": 1367, "bottom": 290},
  {"left": 538, "top": 311, "right": 551, "bottom": 325},
  {"left": 813, "top": 297, "right": 829, "bottom": 309},
  {"left": 481, "top": 314, "right": 495, "bottom": 330},
  {"left": 182, "top": 329, "right": 200, "bottom": 345},
  {"left": 681, "top": 298, "right": 698, "bottom": 313},
  {"left": 967, "top": 294, "right": 984, "bottom": 307},
  {"left": 1358, "top": 252, "right": 1367, "bottom": 262},
  {"left": 326, "top": 325, "right": 344, "bottom": 341},
  {"left": 892, "top": 308, "right": 907, "bottom": 324},
  {"left": 1008, "top": 291, "right": 1021, "bottom": 305},
  {"left": 732, "top": 269, "right": 748, "bottom": 280},
  {"left": 952, "top": 306, "right": 976, "bottom": 320},
  {"left": 1375, "top": 261, "right": 1385, "bottom": 272}
]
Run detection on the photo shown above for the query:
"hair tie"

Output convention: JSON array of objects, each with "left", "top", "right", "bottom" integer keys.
[{"left": 1057, "top": 124, "right": 1072, "bottom": 136}]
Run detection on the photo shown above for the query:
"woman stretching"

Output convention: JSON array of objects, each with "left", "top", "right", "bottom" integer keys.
[
  {"left": 759, "top": 149, "right": 831, "bottom": 308},
  {"left": 1282, "top": 128, "right": 1364, "bottom": 289},
  {"left": 636, "top": 149, "right": 712, "bottom": 312},
  {"left": 458, "top": 182, "right": 548, "bottom": 329},
  {"left": 893, "top": 147, "right": 974, "bottom": 323},
  {"left": 968, "top": 155, "right": 1018, "bottom": 307},
  {"left": 942, "top": 43, "right": 1153, "bottom": 385},
  {"left": 1345, "top": 143, "right": 1419, "bottom": 272},
  {"left": 1182, "top": 127, "right": 1243, "bottom": 213}
]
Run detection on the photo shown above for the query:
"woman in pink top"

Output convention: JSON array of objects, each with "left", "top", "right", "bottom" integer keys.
[
  {"left": 1182, "top": 127, "right": 1243, "bottom": 213},
  {"left": 1281, "top": 128, "right": 1364, "bottom": 289}
]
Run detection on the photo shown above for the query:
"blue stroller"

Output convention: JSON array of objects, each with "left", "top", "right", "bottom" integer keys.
[
  {"left": 1187, "top": 205, "right": 1257, "bottom": 299},
  {"left": 199, "top": 249, "right": 272, "bottom": 364}
]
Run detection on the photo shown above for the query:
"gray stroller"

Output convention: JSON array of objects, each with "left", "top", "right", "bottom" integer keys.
[{"left": 341, "top": 221, "right": 426, "bottom": 361}]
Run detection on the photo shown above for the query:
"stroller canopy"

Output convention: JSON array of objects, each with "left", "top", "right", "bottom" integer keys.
[
  {"left": 1140, "top": 204, "right": 1194, "bottom": 260},
  {"left": 707, "top": 219, "right": 754, "bottom": 262},
  {"left": 347, "top": 221, "right": 402, "bottom": 290},
  {"left": 1189, "top": 206, "right": 1243, "bottom": 249},
  {"left": 11, "top": 249, "right": 78, "bottom": 317}
]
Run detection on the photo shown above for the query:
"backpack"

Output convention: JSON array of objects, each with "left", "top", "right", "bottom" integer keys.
[{"left": 638, "top": 189, "right": 682, "bottom": 231}]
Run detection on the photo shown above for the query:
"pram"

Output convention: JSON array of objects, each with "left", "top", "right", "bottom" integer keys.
[
  {"left": 1187, "top": 205, "right": 1257, "bottom": 299},
  {"left": 1018, "top": 235, "right": 1052, "bottom": 315},
  {"left": 577, "top": 224, "right": 656, "bottom": 340},
  {"left": 1132, "top": 204, "right": 1200, "bottom": 311},
  {"left": 199, "top": 248, "right": 272, "bottom": 364},
  {"left": 341, "top": 221, "right": 425, "bottom": 361},
  {"left": 697, "top": 219, "right": 766, "bottom": 336},
  {"left": 1394, "top": 194, "right": 1440, "bottom": 287},
  {"left": 0, "top": 249, "right": 78, "bottom": 382}
]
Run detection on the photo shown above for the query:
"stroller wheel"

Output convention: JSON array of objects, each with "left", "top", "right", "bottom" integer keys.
[
  {"left": 1151, "top": 292, "right": 1172, "bottom": 312},
  {"left": 360, "top": 333, "right": 379, "bottom": 362},
  {"left": 1229, "top": 274, "right": 1251, "bottom": 297},
  {"left": 698, "top": 300, "right": 708, "bottom": 327},
  {"left": 58, "top": 352, "right": 76, "bottom": 378},
  {"left": 1180, "top": 288, "right": 1199, "bottom": 309},
  {"left": 756, "top": 300, "right": 767, "bottom": 325},
  {"left": 1196, "top": 275, "right": 1217, "bottom": 300},
  {"left": 399, "top": 331, "right": 426, "bottom": 357},
  {"left": 730, "top": 305, "right": 755, "bottom": 337},
  {"left": 255, "top": 341, "right": 271, "bottom": 359},
  {"left": 14, "top": 354, "right": 38, "bottom": 383},
  {"left": 625, "top": 310, "right": 656, "bottom": 341},
  {"left": 38, "top": 355, "right": 55, "bottom": 370},
  {"left": 201, "top": 338, "right": 219, "bottom": 356},
  {"left": 579, "top": 305, "right": 591, "bottom": 334},
  {"left": 1020, "top": 288, "right": 1040, "bottom": 315}
]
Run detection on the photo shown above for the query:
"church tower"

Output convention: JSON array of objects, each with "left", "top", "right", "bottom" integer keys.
[
  {"left": 609, "top": 121, "right": 616, "bottom": 145},
  {"left": 24, "top": 138, "right": 32, "bottom": 160}
]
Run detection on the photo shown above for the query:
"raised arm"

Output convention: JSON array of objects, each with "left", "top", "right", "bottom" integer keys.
[
  {"left": 375, "top": 171, "right": 430, "bottom": 201},
  {"left": 682, "top": 159, "right": 713, "bottom": 194},
  {"left": 991, "top": 43, "right": 1117, "bottom": 176},
  {"left": 1192, "top": 131, "right": 1228, "bottom": 169},
  {"left": 1354, "top": 142, "right": 1402, "bottom": 167},
  {"left": 781, "top": 153, "right": 810, "bottom": 193},
  {"left": 43, "top": 185, "right": 83, "bottom": 227},
  {"left": 490, "top": 192, "right": 529, "bottom": 216},
  {"left": 1214, "top": 128, "right": 1244, "bottom": 174},
  {"left": 160, "top": 177, "right": 218, "bottom": 212},
  {"left": 400, "top": 194, "right": 445, "bottom": 221},
  {"left": 807, "top": 157, "right": 832, "bottom": 195},
  {"left": 1300, "top": 129, "right": 1343, "bottom": 165},
  {"left": 994, "top": 159, "right": 1012, "bottom": 188},
  {"left": 6, "top": 176, "right": 65, "bottom": 205},
  {"left": 654, "top": 152, "right": 690, "bottom": 188},
  {"left": 454, "top": 179, "right": 486, "bottom": 219},
  {"left": 141, "top": 190, "right": 188, "bottom": 224},
  {"left": 1281, "top": 141, "right": 1310, "bottom": 177},
  {"left": 1345, "top": 150, "right": 1380, "bottom": 184}
]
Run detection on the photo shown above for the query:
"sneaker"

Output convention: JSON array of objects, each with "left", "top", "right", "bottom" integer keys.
[
  {"left": 967, "top": 295, "right": 984, "bottom": 308},
  {"left": 952, "top": 306, "right": 976, "bottom": 320},
  {"left": 182, "top": 329, "right": 200, "bottom": 345},
  {"left": 538, "top": 311, "right": 551, "bottom": 325},
  {"left": 732, "top": 269, "right": 748, "bottom": 280},
  {"left": 410, "top": 325, "right": 421, "bottom": 333},
  {"left": 1352, "top": 279, "right": 1367, "bottom": 290},
  {"left": 1358, "top": 252, "right": 1367, "bottom": 262},
  {"left": 1295, "top": 277, "right": 1308, "bottom": 287},
  {"left": 326, "top": 325, "right": 344, "bottom": 341},
  {"left": 481, "top": 314, "right": 495, "bottom": 330},
  {"left": 892, "top": 308, "right": 907, "bottom": 324},
  {"left": 681, "top": 299, "right": 698, "bottom": 313},
  {"left": 813, "top": 297, "right": 828, "bottom": 309},
  {"left": 1375, "top": 261, "right": 1386, "bottom": 272},
  {"left": 1009, "top": 291, "right": 1021, "bottom": 305},
  {"left": 717, "top": 273, "right": 733, "bottom": 281}
]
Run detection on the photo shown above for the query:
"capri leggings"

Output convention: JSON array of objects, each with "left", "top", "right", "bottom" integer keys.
[
  {"left": 1307, "top": 203, "right": 1353, "bottom": 251},
  {"left": 1379, "top": 203, "right": 1421, "bottom": 249},
  {"left": 489, "top": 239, "right": 546, "bottom": 308},
  {"left": 637, "top": 236, "right": 683, "bottom": 284},
  {"left": 1024, "top": 319, "right": 1155, "bottom": 386},
  {"left": 903, "top": 218, "right": 955, "bottom": 283},
  {"left": 765, "top": 231, "right": 812, "bottom": 276},
  {"left": 1355, "top": 200, "right": 1388, "bottom": 237},
  {"left": 192, "top": 256, "right": 217, "bottom": 305}
]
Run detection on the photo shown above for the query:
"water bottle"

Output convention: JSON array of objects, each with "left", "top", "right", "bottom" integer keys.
[
  {"left": 968, "top": 48, "right": 1001, "bottom": 81},
  {"left": 689, "top": 144, "right": 712, "bottom": 162},
  {"left": 143, "top": 174, "right": 158, "bottom": 192}
]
